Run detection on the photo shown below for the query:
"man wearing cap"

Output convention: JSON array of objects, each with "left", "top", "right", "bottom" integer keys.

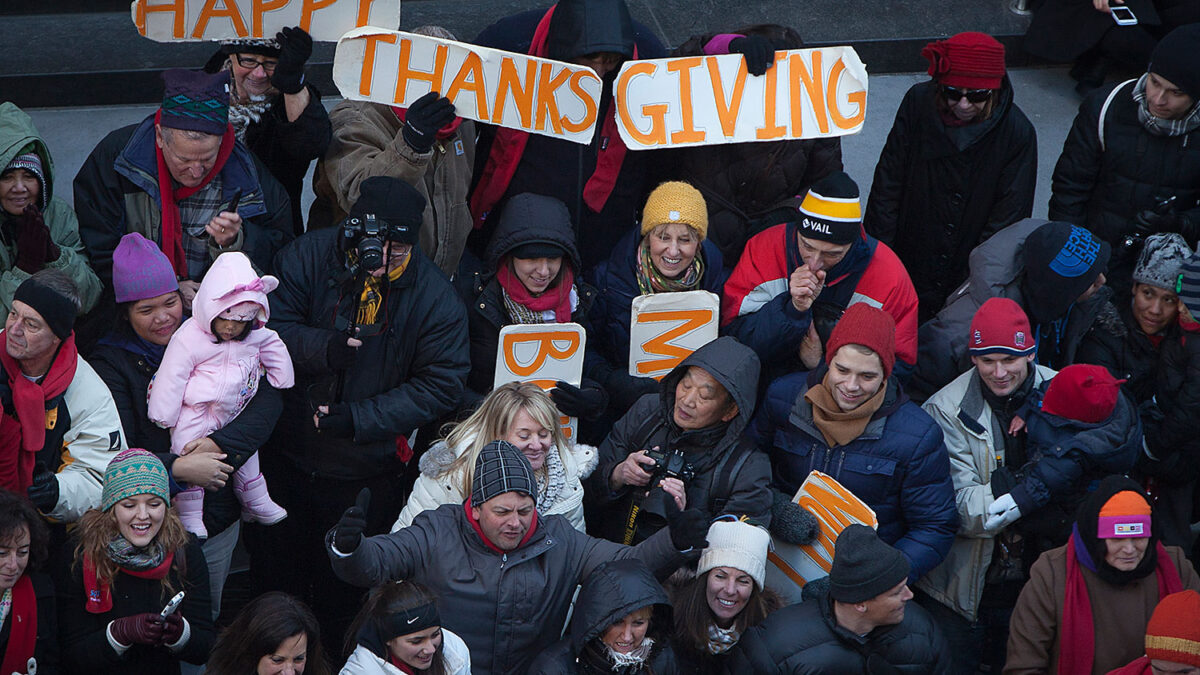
[
  {"left": 246, "top": 175, "right": 468, "bottom": 654},
  {"left": 721, "top": 171, "right": 919, "bottom": 379},
  {"left": 1108, "top": 589, "right": 1200, "bottom": 675},
  {"left": 326, "top": 440, "right": 710, "bottom": 675},
  {"left": 752, "top": 303, "right": 957, "bottom": 582},
  {"left": 1050, "top": 24, "right": 1200, "bottom": 285},
  {"left": 725, "top": 524, "right": 951, "bottom": 674},
  {"left": 0, "top": 270, "right": 125, "bottom": 522}
]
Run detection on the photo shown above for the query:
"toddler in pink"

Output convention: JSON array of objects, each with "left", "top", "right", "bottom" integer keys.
[{"left": 148, "top": 252, "right": 294, "bottom": 538}]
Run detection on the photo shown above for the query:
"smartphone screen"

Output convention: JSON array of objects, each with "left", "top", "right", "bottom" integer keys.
[{"left": 1111, "top": 5, "right": 1138, "bottom": 24}]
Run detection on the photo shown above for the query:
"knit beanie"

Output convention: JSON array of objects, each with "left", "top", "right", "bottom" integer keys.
[
  {"left": 112, "top": 232, "right": 179, "bottom": 303},
  {"left": 825, "top": 303, "right": 896, "bottom": 379},
  {"left": 13, "top": 276, "right": 76, "bottom": 339},
  {"left": 921, "top": 32, "right": 1006, "bottom": 90},
  {"left": 1041, "top": 364, "right": 1125, "bottom": 424},
  {"left": 101, "top": 449, "right": 170, "bottom": 511},
  {"left": 969, "top": 297, "right": 1035, "bottom": 357},
  {"left": 2, "top": 146, "right": 47, "bottom": 211},
  {"left": 1075, "top": 476, "right": 1161, "bottom": 584},
  {"left": 349, "top": 176, "right": 424, "bottom": 245},
  {"left": 1176, "top": 251, "right": 1200, "bottom": 319},
  {"left": 1097, "top": 490, "right": 1153, "bottom": 539},
  {"left": 641, "top": 181, "right": 708, "bottom": 240},
  {"left": 219, "top": 37, "right": 281, "bottom": 57},
  {"left": 1148, "top": 23, "right": 1200, "bottom": 101},
  {"left": 797, "top": 172, "right": 862, "bottom": 246},
  {"left": 697, "top": 520, "right": 771, "bottom": 590},
  {"left": 1021, "top": 222, "right": 1110, "bottom": 325},
  {"left": 160, "top": 68, "right": 230, "bottom": 137},
  {"left": 829, "top": 524, "right": 911, "bottom": 603},
  {"left": 1144, "top": 590, "right": 1200, "bottom": 667},
  {"left": 1133, "top": 233, "right": 1190, "bottom": 291},
  {"left": 471, "top": 441, "right": 537, "bottom": 506}
]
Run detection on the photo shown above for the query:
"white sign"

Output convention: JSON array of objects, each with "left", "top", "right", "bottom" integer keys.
[
  {"left": 628, "top": 290, "right": 719, "bottom": 380},
  {"left": 131, "top": 0, "right": 400, "bottom": 42},
  {"left": 494, "top": 323, "right": 586, "bottom": 441},
  {"left": 334, "top": 28, "right": 603, "bottom": 143},
  {"left": 614, "top": 47, "right": 868, "bottom": 149}
]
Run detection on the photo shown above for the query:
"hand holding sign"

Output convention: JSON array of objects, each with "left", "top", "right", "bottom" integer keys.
[
  {"left": 789, "top": 265, "right": 826, "bottom": 313},
  {"left": 729, "top": 35, "right": 776, "bottom": 76},
  {"left": 402, "top": 92, "right": 457, "bottom": 153}
]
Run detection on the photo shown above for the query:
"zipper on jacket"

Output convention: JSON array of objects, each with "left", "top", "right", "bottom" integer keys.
[
  {"left": 834, "top": 449, "right": 845, "bottom": 477},
  {"left": 500, "top": 552, "right": 507, "bottom": 570}
]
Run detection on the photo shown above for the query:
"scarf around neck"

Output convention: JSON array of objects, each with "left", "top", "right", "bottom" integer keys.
[
  {"left": 0, "top": 576, "right": 35, "bottom": 675},
  {"left": 805, "top": 372, "right": 887, "bottom": 447},
  {"left": 635, "top": 238, "right": 704, "bottom": 294},
  {"left": 497, "top": 261, "right": 577, "bottom": 323},
  {"left": 83, "top": 536, "right": 174, "bottom": 614},
  {"left": 1133, "top": 73, "right": 1200, "bottom": 138},
  {"left": 706, "top": 623, "right": 741, "bottom": 654},
  {"left": 0, "top": 333, "right": 78, "bottom": 493}
]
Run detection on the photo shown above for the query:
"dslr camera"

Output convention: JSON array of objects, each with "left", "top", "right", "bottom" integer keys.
[
  {"left": 341, "top": 214, "right": 411, "bottom": 273},
  {"left": 641, "top": 447, "right": 695, "bottom": 486}
]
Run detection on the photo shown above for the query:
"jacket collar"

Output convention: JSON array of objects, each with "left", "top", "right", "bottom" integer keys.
[{"left": 788, "top": 369, "right": 902, "bottom": 445}]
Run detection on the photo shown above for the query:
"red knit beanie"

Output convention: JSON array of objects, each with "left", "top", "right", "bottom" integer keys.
[
  {"left": 825, "top": 303, "right": 896, "bottom": 379},
  {"left": 1145, "top": 590, "right": 1200, "bottom": 667},
  {"left": 1041, "top": 364, "right": 1125, "bottom": 424},
  {"left": 921, "top": 32, "right": 1006, "bottom": 90},
  {"left": 969, "top": 297, "right": 1035, "bottom": 357}
]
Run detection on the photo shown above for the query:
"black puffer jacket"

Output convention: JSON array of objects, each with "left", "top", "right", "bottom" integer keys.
[
  {"left": 1076, "top": 298, "right": 1169, "bottom": 403},
  {"left": 1141, "top": 327, "right": 1200, "bottom": 482},
  {"left": 864, "top": 78, "right": 1037, "bottom": 321},
  {"left": 724, "top": 589, "right": 951, "bottom": 674},
  {"left": 589, "top": 336, "right": 771, "bottom": 544},
  {"left": 266, "top": 228, "right": 469, "bottom": 480}
]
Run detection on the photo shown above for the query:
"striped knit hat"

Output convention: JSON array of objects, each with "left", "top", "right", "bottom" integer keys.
[
  {"left": 797, "top": 171, "right": 861, "bottom": 245},
  {"left": 2, "top": 145, "right": 47, "bottom": 210},
  {"left": 160, "top": 68, "right": 230, "bottom": 136},
  {"left": 101, "top": 449, "right": 170, "bottom": 512},
  {"left": 969, "top": 297, "right": 1035, "bottom": 357},
  {"left": 1176, "top": 250, "right": 1200, "bottom": 319},
  {"left": 471, "top": 441, "right": 537, "bottom": 506},
  {"left": 1145, "top": 590, "right": 1200, "bottom": 667}
]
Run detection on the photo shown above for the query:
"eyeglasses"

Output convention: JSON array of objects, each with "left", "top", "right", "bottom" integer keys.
[
  {"left": 234, "top": 55, "right": 278, "bottom": 73},
  {"left": 941, "top": 86, "right": 993, "bottom": 103}
]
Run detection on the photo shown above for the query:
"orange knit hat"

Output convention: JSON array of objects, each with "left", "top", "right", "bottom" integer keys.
[
  {"left": 1145, "top": 590, "right": 1200, "bottom": 667},
  {"left": 1097, "top": 490, "right": 1152, "bottom": 539}
]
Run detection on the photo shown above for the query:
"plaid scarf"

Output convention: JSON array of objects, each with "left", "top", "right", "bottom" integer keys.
[
  {"left": 635, "top": 239, "right": 704, "bottom": 295},
  {"left": 1134, "top": 73, "right": 1200, "bottom": 137}
]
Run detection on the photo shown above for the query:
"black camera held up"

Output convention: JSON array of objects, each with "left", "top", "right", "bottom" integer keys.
[
  {"left": 341, "top": 214, "right": 388, "bottom": 272},
  {"left": 641, "top": 447, "right": 696, "bottom": 486}
]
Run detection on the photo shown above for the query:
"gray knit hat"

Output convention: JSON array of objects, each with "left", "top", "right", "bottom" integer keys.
[
  {"left": 471, "top": 441, "right": 537, "bottom": 506},
  {"left": 828, "top": 525, "right": 911, "bottom": 603},
  {"left": 1178, "top": 251, "right": 1200, "bottom": 319},
  {"left": 1133, "top": 233, "right": 1190, "bottom": 291}
]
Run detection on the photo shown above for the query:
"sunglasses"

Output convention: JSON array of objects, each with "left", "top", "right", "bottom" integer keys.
[{"left": 942, "top": 86, "right": 993, "bottom": 103}]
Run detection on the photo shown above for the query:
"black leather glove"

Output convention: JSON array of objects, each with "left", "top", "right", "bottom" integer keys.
[
  {"left": 14, "top": 205, "right": 59, "bottom": 274},
  {"left": 270, "top": 26, "right": 312, "bottom": 94},
  {"left": 326, "top": 335, "right": 359, "bottom": 371},
  {"left": 729, "top": 34, "right": 776, "bottom": 76},
  {"left": 109, "top": 614, "right": 165, "bottom": 647},
  {"left": 26, "top": 464, "right": 59, "bottom": 513},
  {"left": 317, "top": 403, "right": 354, "bottom": 437},
  {"left": 160, "top": 612, "right": 185, "bottom": 646},
  {"left": 769, "top": 490, "right": 820, "bottom": 545},
  {"left": 664, "top": 492, "right": 710, "bottom": 551},
  {"left": 333, "top": 488, "right": 371, "bottom": 554},
  {"left": 551, "top": 380, "right": 608, "bottom": 420},
  {"left": 401, "top": 92, "right": 457, "bottom": 153},
  {"left": 1134, "top": 209, "right": 1185, "bottom": 236}
]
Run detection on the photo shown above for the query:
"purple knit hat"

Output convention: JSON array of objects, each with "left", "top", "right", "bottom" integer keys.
[
  {"left": 159, "top": 69, "right": 230, "bottom": 136},
  {"left": 113, "top": 233, "right": 178, "bottom": 303}
]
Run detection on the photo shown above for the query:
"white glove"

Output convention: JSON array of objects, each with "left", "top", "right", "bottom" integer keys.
[{"left": 985, "top": 493, "right": 1021, "bottom": 531}]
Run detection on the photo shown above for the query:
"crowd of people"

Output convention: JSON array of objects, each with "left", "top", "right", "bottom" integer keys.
[{"left": 2, "top": 0, "right": 1200, "bottom": 673}]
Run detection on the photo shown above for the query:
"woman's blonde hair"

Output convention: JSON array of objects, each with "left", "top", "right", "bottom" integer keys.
[
  {"left": 73, "top": 504, "right": 192, "bottom": 598},
  {"left": 443, "top": 381, "right": 570, "bottom": 497}
]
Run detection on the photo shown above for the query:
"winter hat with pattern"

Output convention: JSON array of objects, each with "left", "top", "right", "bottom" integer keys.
[
  {"left": 1134, "top": 233, "right": 1190, "bottom": 291},
  {"left": 102, "top": 449, "right": 170, "bottom": 512},
  {"left": 1096, "top": 490, "right": 1152, "bottom": 539},
  {"left": 641, "top": 181, "right": 708, "bottom": 240},
  {"left": 797, "top": 171, "right": 862, "bottom": 246},
  {"left": 220, "top": 37, "right": 281, "bottom": 57},
  {"left": 1148, "top": 23, "right": 1200, "bottom": 101},
  {"left": 3, "top": 146, "right": 47, "bottom": 211},
  {"left": 1176, "top": 251, "right": 1200, "bottom": 319},
  {"left": 471, "top": 440, "right": 537, "bottom": 505},
  {"left": 697, "top": 519, "right": 771, "bottom": 589},
  {"left": 922, "top": 32, "right": 1006, "bottom": 90},
  {"left": 825, "top": 302, "right": 896, "bottom": 379},
  {"left": 969, "top": 297, "right": 1035, "bottom": 357},
  {"left": 1021, "top": 222, "right": 1110, "bottom": 325},
  {"left": 112, "top": 232, "right": 179, "bottom": 303},
  {"left": 829, "top": 524, "right": 911, "bottom": 604},
  {"left": 1144, "top": 590, "right": 1200, "bottom": 667},
  {"left": 1041, "top": 364, "right": 1126, "bottom": 425},
  {"left": 160, "top": 68, "right": 231, "bottom": 136}
]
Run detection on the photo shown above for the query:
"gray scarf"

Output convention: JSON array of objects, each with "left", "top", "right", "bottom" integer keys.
[{"left": 1134, "top": 73, "right": 1200, "bottom": 137}]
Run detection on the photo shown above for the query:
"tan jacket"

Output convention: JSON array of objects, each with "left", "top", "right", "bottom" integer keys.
[{"left": 311, "top": 100, "right": 475, "bottom": 277}]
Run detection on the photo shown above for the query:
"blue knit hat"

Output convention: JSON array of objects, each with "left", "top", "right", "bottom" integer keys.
[
  {"left": 159, "top": 69, "right": 230, "bottom": 136},
  {"left": 102, "top": 449, "right": 170, "bottom": 511},
  {"left": 1178, "top": 250, "right": 1200, "bottom": 320}
]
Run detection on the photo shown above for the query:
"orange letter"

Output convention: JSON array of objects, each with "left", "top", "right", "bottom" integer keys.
[
  {"left": 251, "top": 0, "right": 289, "bottom": 37},
  {"left": 492, "top": 57, "right": 537, "bottom": 127},
  {"left": 192, "top": 0, "right": 249, "bottom": 39},
  {"left": 634, "top": 309, "right": 713, "bottom": 376},
  {"left": 707, "top": 55, "right": 747, "bottom": 137},
  {"left": 535, "top": 63, "right": 572, "bottom": 134},
  {"left": 755, "top": 61, "right": 786, "bottom": 140},
  {"left": 827, "top": 57, "right": 866, "bottom": 130},
  {"left": 134, "top": 0, "right": 187, "bottom": 38},
  {"left": 790, "top": 51, "right": 829, "bottom": 135},
  {"left": 445, "top": 52, "right": 489, "bottom": 120},
  {"left": 616, "top": 62, "right": 667, "bottom": 146},
  {"left": 667, "top": 57, "right": 706, "bottom": 144},
  {"left": 357, "top": 33, "right": 397, "bottom": 97},
  {"left": 299, "top": 0, "right": 338, "bottom": 33},
  {"left": 394, "top": 40, "right": 448, "bottom": 104},
  {"left": 502, "top": 331, "right": 581, "bottom": 377},
  {"left": 355, "top": 0, "right": 379, "bottom": 26},
  {"left": 561, "top": 70, "right": 600, "bottom": 134}
]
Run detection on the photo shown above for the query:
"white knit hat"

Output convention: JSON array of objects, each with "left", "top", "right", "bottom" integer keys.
[{"left": 697, "top": 520, "right": 771, "bottom": 589}]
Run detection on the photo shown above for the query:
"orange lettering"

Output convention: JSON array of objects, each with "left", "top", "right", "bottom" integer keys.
[
  {"left": 634, "top": 309, "right": 713, "bottom": 377},
  {"left": 616, "top": 62, "right": 666, "bottom": 146},
  {"left": 493, "top": 58, "right": 537, "bottom": 127},
  {"left": 299, "top": 0, "right": 338, "bottom": 33},
  {"left": 445, "top": 52, "right": 489, "bottom": 120},
  {"left": 756, "top": 60, "right": 786, "bottom": 140},
  {"left": 134, "top": 0, "right": 187, "bottom": 38},
  {"left": 502, "top": 331, "right": 581, "bottom": 377},
  {"left": 828, "top": 57, "right": 866, "bottom": 130},
  {"left": 561, "top": 70, "right": 600, "bottom": 134},
  {"left": 707, "top": 55, "right": 747, "bottom": 137},
  {"left": 767, "top": 551, "right": 809, "bottom": 587},
  {"left": 535, "top": 63, "right": 572, "bottom": 134},
  {"left": 394, "top": 40, "right": 448, "bottom": 104},
  {"left": 355, "top": 0, "right": 378, "bottom": 26},
  {"left": 192, "top": 0, "right": 249, "bottom": 39},
  {"left": 667, "top": 57, "right": 706, "bottom": 144},
  {"left": 251, "top": 0, "right": 289, "bottom": 37},
  {"left": 790, "top": 51, "right": 829, "bottom": 135},
  {"left": 358, "top": 33, "right": 397, "bottom": 97}
]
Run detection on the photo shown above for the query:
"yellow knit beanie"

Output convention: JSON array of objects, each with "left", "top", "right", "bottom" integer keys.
[{"left": 640, "top": 181, "right": 708, "bottom": 240}]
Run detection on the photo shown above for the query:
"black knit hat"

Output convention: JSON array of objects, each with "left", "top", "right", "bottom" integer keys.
[
  {"left": 828, "top": 524, "right": 911, "bottom": 603},
  {"left": 1148, "top": 24, "right": 1200, "bottom": 101},
  {"left": 349, "top": 177, "right": 425, "bottom": 245},
  {"left": 471, "top": 441, "right": 537, "bottom": 506},
  {"left": 1020, "top": 222, "right": 1110, "bottom": 325},
  {"left": 159, "top": 68, "right": 230, "bottom": 136},
  {"left": 797, "top": 171, "right": 862, "bottom": 246}
]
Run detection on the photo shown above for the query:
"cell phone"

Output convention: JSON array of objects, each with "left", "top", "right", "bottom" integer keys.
[
  {"left": 160, "top": 591, "right": 185, "bottom": 618},
  {"left": 1110, "top": 5, "right": 1138, "bottom": 25},
  {"left": 225, "top": 187, "right": 243, "bottom": 215}
]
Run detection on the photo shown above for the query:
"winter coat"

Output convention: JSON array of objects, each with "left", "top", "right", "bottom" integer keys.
[
  {"left": 724, "top": 590, "right": 952, "bottom": 674},
  {"left": 864, "top": 79, "right": 1037, "bottom": 319},
  {"left": 310, "top": 99, "right": 476, "bottom": 277},
  {"left": 527, "top": 558, "right": 678, "bottom": 675},
  {"left": 752, "top": 369, "right": 958, "bottom": 580},
  {"left": 1024, "top": 0, "right": 1200, "bottom": 62},
  {"left": 147, "top": 253, "right": 293, "bottom": 455},
  {"left": 266, "top": 228, "right": 469, "bottom": 480},
  {"left": 340, "top": 629, "right": 471, "bottom": 675},
  {"left": 54, "top": 537, "right": 214, "bottom": 675},
  {"left": 917, "top": 364, "right": 1057, "bottom": 622},
  {"left": 1004, "top": 544, "right": 1200, "bottom": 675},
  {"left": 391, "top": 432, "right": 597, "bottom": 532},
  {"left": 1140, "top": 327, "right": 1200, "bottom": 480},
  {"left": 327, "top": 503, "right": 685, "bottom": 675},
  {"left": 590, "top": 337, "right": 772, "bottom": 544},
  {"left": 0, "top": 103, "right": 102, "bottom": 316},
  {"left": 1076, "top": 299, "right": 1169, "bottom": 404},
  {"left": 721, "top": 221, "right": 919, "bottom": 373}
]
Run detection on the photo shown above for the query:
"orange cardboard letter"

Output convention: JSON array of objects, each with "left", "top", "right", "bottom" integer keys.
[
  {"left": 134, "top": 0, "right": 187, "bottom": 38},
  {"left": 667, "top": 57, "right": 706, "bottom": 144},
  {"left": 790, "top": 51, "right": 830, "bottom": 135},
  {"left": 299, "top": 0, "right": 338, "bottom": 32},
  {"left": 493, "top": 58, "right": 537, "bottom": 127},
  {"left": 394, "top": 39, "right": 448, "bottom": 103},
  {"left": 502, "top": 331, "right": 581, "bottom": 377},
  {"left": 755, "top": 62, "right": 787, "bottom": 140},
  {"left": 251, "top": 0, "right": 289, "bottom": 37},
  {"left": 707, "top": 55, "right": 748, "bottom": 137},
  {"left": 192, "top": 0, "right": 249, "bottom": 39},
  {"left": 446, "top": 51, "right": 490, "bottom": 120},
  {"left": 635, "top": 309, "right": 714, "bottom": 376},
  {"left": 535, "top": 63, "right": 572, "bottom": 134},
  {"left": 561, "top": 70, "right": 600, "bottom": 133},
  {"left": 616, "top": 62, "right": 667, "bottom": 146},
  {"left": 358, "top": 33, "right": 397, "bottom": 97},
  {"left": 828, "top": 57, "right": 867, "bottom": 130}
]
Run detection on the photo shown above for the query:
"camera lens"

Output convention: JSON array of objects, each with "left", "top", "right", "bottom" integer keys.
[{"left": 358, "top": 236, "right": 384, "bottom": 271}]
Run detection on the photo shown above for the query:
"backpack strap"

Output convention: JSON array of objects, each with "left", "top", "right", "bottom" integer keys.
[
  {"left": 709, "top": 440, "right": 755, "bottom": 516},
  {"left": 1098, "top": 79, "right": 1136, "bottom": 153}
]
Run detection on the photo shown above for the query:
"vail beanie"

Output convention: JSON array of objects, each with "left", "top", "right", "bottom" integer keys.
[
  {"left": 1144, "top": 590, "right": 1200, "bottom": 667},
  {"left": 1133, "top": 233, "right": 1190, "bottom": 291},
  {"left": 1021, "top": 222, "right": 1110, "bottom": 324},
  {"left": 969, "top": 297, "right": 1035, "bottom": 357},
  {"left": 102, "top": 449, "right": 170, "bottom": 512},
  {"left": 1148, "top": 23, "right": 1200, "bottom": 101},
  {"left": 697, "top": 519, "right": 771, "bottom": 589},
  {"left": 922, "top": 31, "right": 1007, "bottom": 90},
  {"left": 825, "top": 303, "right": 896, "bottom": 379},
  {"left": 797, "top": 171, "right": 862, "bottom": 245},
  {"left": 829, "top": 524, "right": 911, "bottom": 603},
  {"left": 159, "top": 69, "right": 230, "bottom": 136},
  {"left": 641, "top": 181, "right": 708, "bottom": 240},
  {"left": 471, "top": 441, "right": 537, "bottom": 505},
  {"left": 1041, "top": 363, "right": 1125, "bottom": 425},
  {"left": 112, "top": 233, "right": 179, "bottom": 303}
]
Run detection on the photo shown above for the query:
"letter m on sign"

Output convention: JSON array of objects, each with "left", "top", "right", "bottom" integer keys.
[{"left": 628, "top": 291, "right": 719, "bottom": 380}]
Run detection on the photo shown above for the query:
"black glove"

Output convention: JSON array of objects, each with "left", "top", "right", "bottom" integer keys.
[
  {"left": 270, "top": 26, "right": 312, "bottom": 95},
  {"left": 333, "top": 488, "right": 371, "bottom": 554},
  {"left": 729, "top": 34, "right": 776, "bottom": 76},
  {"left": 769, "top": 490, "right": 820, "bottom": 545},
  {"left": 664, "top": 492, "right": 710, "bottom": 551},
  {"left": 14, "top": 205, "right": 59, "bottom": 274},
  {"left": 26, "top": 464, "right": 59, "bottom": 513},
  {"left": 326, "top": 335, "right": 359, "bottom": 371},
  {"left": 109, "top": 614, "right": 165, "bottom": 647},
  {"left": 1134, "top": 208, "right": 1185, "bottom": 236},
  {"left": 317, "top": 403, "right": 354, "bottom": 437},
  {"left": 401, "top": 92, "right": 457, "bottom": 153},
  {"left": 160, "top": 612, "right": 185, "bottom": 646},
  {"left": 551, "top": 380, "right": 608, "bottom": 420}
]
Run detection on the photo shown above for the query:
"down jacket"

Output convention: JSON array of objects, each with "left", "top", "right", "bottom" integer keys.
[{"left": 340, "top": 629, "right": 471, "bottom": 675}]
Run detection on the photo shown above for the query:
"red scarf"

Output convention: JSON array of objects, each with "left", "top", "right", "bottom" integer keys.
[
  {"left": 388, "top": 655, "right": 417, "bottom": 674},
  {"left": 0, "top": 333, "right": 78, "bottom": 493},
  {"left": 391, "top": 107, "right": 465, "bottom": 141},
  {"left": 0, "top": 575, "right": 37, "bottom": 675},
  {"left": 1058, "top": 536, "right": 1183, "bottom": 675},
  {"left": 153, "top": 109, "right": 236, "bottom": 278},
  {"left": 1107, "top": 657, "right": 1152, "bottom": 675},
  {"left": 496, "top": 261, "right": 575, "bottom": 323},
  {"left": 83, "top": 551, "right": 175, "bottom": 614},
  {"left": 468, "top": 4, "right": 634, "bottom": 229},
  {"left": 463, "top": 498, "right": 539, "bottom": 554}
]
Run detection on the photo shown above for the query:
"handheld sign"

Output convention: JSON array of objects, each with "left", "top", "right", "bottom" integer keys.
[
  {"left": 614, "top": 47, "right": 868, "bottom": 150},
  {"left": 765, "top": 470, "right": 878, "bottom": 604},
  {"left": 628, "top": 290, "right": 719, "bottom": 380},
  {"left": 494, "top": 323, "right": 586, "bottom": 441},
  {"left": 334, "top": 28, "right": 603, "bottom": 144},
  {"left": 131, "top": 0, "right": 400, "bottom": 42}
]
